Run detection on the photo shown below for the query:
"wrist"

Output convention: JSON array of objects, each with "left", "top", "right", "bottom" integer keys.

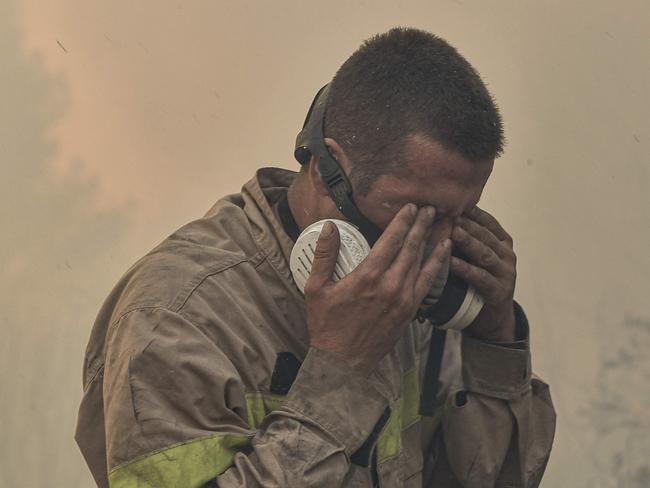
[
  {"left": 464, "top": 301, "right": 516, "bottom": 342},
  {"left": 284, "top": 347, "right": 388, "bottom": 453},
  {"left": 309, "top": 339, "right": 375, "bottom": 377}
]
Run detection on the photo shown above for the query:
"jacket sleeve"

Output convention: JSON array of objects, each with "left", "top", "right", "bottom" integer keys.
[
  {"left": 422, "top": 304, "right": 557, "bottom": 488},
  {"left": 103, "top": 307, "right": 389, "bottom": 488}
]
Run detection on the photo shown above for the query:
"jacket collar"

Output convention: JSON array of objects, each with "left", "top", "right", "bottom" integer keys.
[{"left": 241, "top": 167, "right": 299, "bottom": 283}]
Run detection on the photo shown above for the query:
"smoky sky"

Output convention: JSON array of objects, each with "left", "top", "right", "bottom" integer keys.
[{"left": 0, "top": 2, "right": 129, "bottom": 486}]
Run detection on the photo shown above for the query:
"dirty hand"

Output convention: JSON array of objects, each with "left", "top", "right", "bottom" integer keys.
[
  {"left": 304, "top": 204, "right": 452, "bottom": 376},
  {"left": 450, "top": 207, "right": 517, "bottom": 342}
]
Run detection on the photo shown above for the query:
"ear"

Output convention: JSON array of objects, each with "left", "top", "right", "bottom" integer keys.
[
  {"left": 307, "top": 137, "right": 353, "bottom": 197},
  {"left": 306, "top": 154, "right": 330, "bottom": 197},
  {"left": 323, "top": 137, "right": 353, "bottom": 173}
]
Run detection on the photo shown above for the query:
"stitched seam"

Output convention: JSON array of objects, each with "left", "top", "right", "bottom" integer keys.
[
  {"left": 279, "top": 404, "right": 353, "bottom": 455},
  {"left": 99, "top": 303, "right": 231, "bottom": 388},
  {"left": 470, "top": 377, "right": 529, "bottom": 391},
  {"left": 108, "top": 432, "right": 255, "bottom": 475},
  {"left": 173, "top": 254, "right": 264, "bottom": 313},
  {"left": 249, "top": 250, "right": 266, "bottom": 268},
  {"left": 102, "top": 306, "right": 169, "bottom": 371},
  {"left": 466, "top": 382, "right": 531, "bottom": 400},
  {"left": 402, "top": 415, "right": 422, "bottom": 431},
  {"left": 82, "top": 365, "right": 104, "bottom": 393},
  {"left": 101, "top": 251, "right": 267, "bottom": 367}
]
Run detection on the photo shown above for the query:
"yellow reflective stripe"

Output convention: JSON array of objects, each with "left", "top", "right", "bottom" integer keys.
[
  {"left": 376, "top": 404, "right": 403, "bottom": 462},
  {"left": 245, "top": 392, "right": 285, "bottom": 428},
  {"left": 377, "top": 361, "right": 422, "bottom": 462},
  {"left": 243, "top": 358, "right": 441, "bottom": 467},
  {"left": 376, "top": 356, "right": 443, "bottom": 463},
  {"left": 108, "top": 433, "right": 252, "bottom": 488},
  {"left": 109, "top": 356, "right": 438, "bottom": 487},
  {"left": 401, "top": 359, "right": 422, "bottom": 430}
]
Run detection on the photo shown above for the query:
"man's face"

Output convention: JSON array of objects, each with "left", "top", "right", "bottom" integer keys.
[{"left": 353, "top": 134, "right": 494, "bottom": 247}]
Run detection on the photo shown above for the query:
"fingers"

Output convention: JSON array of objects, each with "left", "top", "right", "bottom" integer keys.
[
  {"left": 414, "top": 238, "right": 452, "bottom": 302},
  {"left": 455, "top": 216, "right": 506, "bottom": 257},
  {"left": 452, "top": 225, "right": 506, "bottom": 276},
  {"left": 453, "top": 208, "right": 517, "bottom": 275},
  {"left": 386, "top": 206, "right": 436, "bottom": 284},
  {"left": 451, "top": 208, "right": 517, "bottom": 306},
  {"left": 304, "top": 221, "right": 340, "bottom": 294},
  {"left": 466, "top": 207, "right": 512, "bottom": 244},
  {"left": 361, "top": 204, "right": 418, "bottom": 272},
  {"left": 450, "top": 256, "right": 507, "bottom": 303}
]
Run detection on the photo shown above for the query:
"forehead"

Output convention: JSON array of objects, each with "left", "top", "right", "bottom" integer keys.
[
  {"left": 408, "top": 135, "right": 489, "bottom": 177},
  {"left": 365, "top": 134, "right": 494, "bottom": 218}
]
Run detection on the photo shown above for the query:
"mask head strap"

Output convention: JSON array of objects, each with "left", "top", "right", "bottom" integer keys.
[{"left": 294, "top": 84, "right": 383, "bottom": 246}]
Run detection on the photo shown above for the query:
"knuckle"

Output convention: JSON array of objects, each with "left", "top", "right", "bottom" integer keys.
[
  {"left": 358, "top": 268, "right": 379, "bottom": 286},
  {"left": 404, "top": 238, "right": 420, "bottom": 254},
  {"left": 303, "top": 281, "right": 318, "bottom": 297},
  {"left": 454, "top": 231, "right": 467, "bottom": 245},
  {"left": 480, "top": 251, "right": 497, "bottom": 268},
  {"left": 391, "top": 290, "right": 409, "bottom": 308},
  {"left": 380, "top": 281, "right": 399, "bottom": 300},
  {"left": 477, "top": 271, "right": 491, "bottom": 289},
  {"left": 452, "top": 255, "right": 466, "bottom": 272},
  {"left": 389, "top": 235, "right": 404, "bottom": 249},
  {"left": 358, "top": 287, "right": 375, "bottom": 302},
  {"left": 422, "top": 270, "right": 437, "bottom": 288},
  {"left": 312, "top": 245, "right": 330, "bottom": 260},
  {"left": 398, "top": 297, "right": 414, "bottom": 314}
]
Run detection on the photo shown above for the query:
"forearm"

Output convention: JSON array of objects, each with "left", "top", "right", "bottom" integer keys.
[
  {"left": 103, "top": 308, "right": 389, "bottom": 488},
  {"left": 423, "top": 305, "right": 556, "bottom": 487},
  {"left": 216, "top": 347, "right": 389, "bottom": 487}
]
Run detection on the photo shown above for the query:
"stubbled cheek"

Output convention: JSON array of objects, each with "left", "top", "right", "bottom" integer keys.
[{"left": 369, "top": 206, "right": 400, "bottom": 231}]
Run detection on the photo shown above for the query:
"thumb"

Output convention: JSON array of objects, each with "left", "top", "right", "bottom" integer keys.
[{"left": 305, "top": 221, "right": 340, "bottom": 292}]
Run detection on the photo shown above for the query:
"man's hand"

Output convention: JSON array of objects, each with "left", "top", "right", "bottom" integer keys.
[
  {"left": 450, "top": 207, "right": 518, "bottom": 342},
  {"left": 304, "top": 204, "right": 452, "bottom": 376}
]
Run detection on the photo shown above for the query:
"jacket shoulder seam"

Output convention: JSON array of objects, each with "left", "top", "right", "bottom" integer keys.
[
  {"left": 88, "top": 251, "right": 268, "bottom": 389},
  {"left": 173, "top": 250, "right": 266, "bottom": 313}
]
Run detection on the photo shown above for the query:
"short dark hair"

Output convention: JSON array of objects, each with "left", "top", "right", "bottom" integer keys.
[{"left": 324, "top": 27, "right": 504, "bottom": 195}]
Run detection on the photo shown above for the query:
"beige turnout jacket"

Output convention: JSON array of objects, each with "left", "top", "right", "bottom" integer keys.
[{"left": 75, "top": 168, "right": 556, "bottom": 488}]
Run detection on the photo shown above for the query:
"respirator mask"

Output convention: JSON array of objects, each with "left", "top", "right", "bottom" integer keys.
[{"left": 289, "top": 85, "right": 483, "bottom": 331}]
